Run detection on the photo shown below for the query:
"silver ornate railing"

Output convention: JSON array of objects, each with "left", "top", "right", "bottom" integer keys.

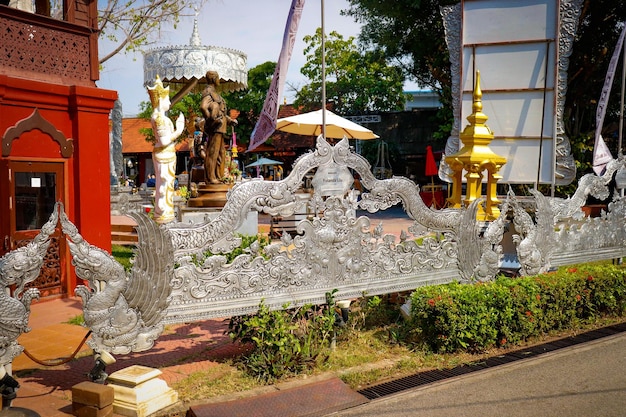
[{"left": 3, "top": 137, "right": 626, "bottom": 373}]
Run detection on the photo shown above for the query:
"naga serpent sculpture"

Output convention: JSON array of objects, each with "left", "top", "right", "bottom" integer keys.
[
  {"left": 0, "top": 205, "right": 58, "bottom": 401},
  {"left": 59, "top": 203, "right": 175, "bottom": 381}
]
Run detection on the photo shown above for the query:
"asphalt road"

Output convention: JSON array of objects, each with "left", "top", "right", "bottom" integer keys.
[{"left": 326, "top": 332, "right": 626, "bottom": 417}]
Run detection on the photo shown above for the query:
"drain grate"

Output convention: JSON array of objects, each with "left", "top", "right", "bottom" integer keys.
[{"left": 358, "top": 322, "right": 626, "bottom": 400}]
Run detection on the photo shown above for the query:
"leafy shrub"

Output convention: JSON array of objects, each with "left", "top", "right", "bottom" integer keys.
[
  {"left": 410, "top": 282, "right": 501, "bottom": 353},
  {"left": 351, "top": 293, "right": 407, "bottom": 330},
  {"left": 408, "top": 264, "right": 626, "bottom": 353},
  {"left": 228, "top": 293, "right": 337, "bottom": 382}
]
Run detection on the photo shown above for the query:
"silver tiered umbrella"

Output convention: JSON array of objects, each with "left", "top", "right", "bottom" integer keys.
[{"left": 143, "top": 17, "right": 248, "bottom": 104}]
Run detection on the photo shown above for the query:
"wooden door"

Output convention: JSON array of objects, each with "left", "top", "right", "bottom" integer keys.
[{"left": 6, "top": 161, "right": 66, "bottom": 298}]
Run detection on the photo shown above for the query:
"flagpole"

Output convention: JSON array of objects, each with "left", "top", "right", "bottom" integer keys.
[
  {"left": 616, "top": 30, "right": 626, "bottom": 197},
  {"left": 321, "top": 0, "right": 327, "bottom": 139},
  {"left": 617, "top": 28, "right": 626, "bottom": 156}
]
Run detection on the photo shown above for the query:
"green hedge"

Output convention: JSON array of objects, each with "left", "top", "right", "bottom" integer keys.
[{"left": 409, "top": 264, "right": 626, "bottom": 353}]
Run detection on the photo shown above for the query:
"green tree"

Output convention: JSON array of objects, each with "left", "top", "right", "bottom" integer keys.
[
  {"left": 344, "top": 0, "right": 457, "bottom": 139},
  {"left": 344, "top": 0, "right": 457, "bottom": 95},
  {"left": 99, "top": 0, "right": 201, "bottom": 65},
  {"left": 223, "top": 61, "right": 277, "bottom": 145},
  {"left": 137, "top": 62, "right": 276, "bottom": 147},
  {"left": 564, "top": 0, "right": 626, "bottom": 145},
  {"left": 295, "top": 29, "right": 407, "bottom": 114}
]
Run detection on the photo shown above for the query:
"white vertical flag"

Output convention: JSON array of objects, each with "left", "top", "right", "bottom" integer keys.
[
  {"left": 593, "top": 24, "right": 626, "bottom": 175},
  {"left": 248, "top": 0, "right": 306, "bottom": 152},
  {"left": 593, "top": 134, "right": 613, "bottom": 176}
]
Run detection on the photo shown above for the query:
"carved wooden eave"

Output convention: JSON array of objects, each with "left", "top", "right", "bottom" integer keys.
[
  {"left": 0, "top": 5, "right": 99, "bottom": 85},
  {"left": 2, "top": 109, "right": 74, "bottom": 157}
]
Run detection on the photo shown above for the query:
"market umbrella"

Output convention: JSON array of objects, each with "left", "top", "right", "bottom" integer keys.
[
  {"left": 275, "top": 109, "right": 379, "bottom": 140},
  {"left": 425, "top": 145, "right": 439, "bottom": 208},
  {"left": 245, "top": 157, "right": 283, "bottom": 179},
  {"left": 245, "top": 157, "right": 284, "bottom": 168},
  {"left": 425, "top": 145, "right": 438, "bottom": 176}
]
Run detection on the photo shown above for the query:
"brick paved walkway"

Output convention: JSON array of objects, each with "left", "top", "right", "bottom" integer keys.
[{"left": 10, "top": 298, "right": 245, "bottom": 416}]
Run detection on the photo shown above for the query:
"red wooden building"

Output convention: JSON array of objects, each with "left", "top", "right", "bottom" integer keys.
[
  {"left": 120, "top": 117, "right": 192, "bottom": 186},
  {"left": 0, "top": 2, "right": 117, "bottom": 299}
]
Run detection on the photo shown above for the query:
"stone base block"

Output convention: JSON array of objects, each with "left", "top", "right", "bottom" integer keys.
[
  {"left": 72, "top": 403, "right": 113, "bottom": 417},
  {"left": 111, "top": 378, "right": 170, "bottom": 404},
  {"left": 107, "top": 365, "right": 179, "bottom": 417},
  {"left": 72, "top": 381, "right": 115, "bottom": 408},
  {"left": 111, "top": 389, "right": 178, "bottom": 417}
]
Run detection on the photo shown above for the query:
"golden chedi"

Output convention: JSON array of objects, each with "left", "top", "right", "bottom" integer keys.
[{"left": 445, "top": 70, "right": 507, "bottom": 221}]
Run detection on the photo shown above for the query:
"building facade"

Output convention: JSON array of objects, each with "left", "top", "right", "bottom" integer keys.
[{"left": 0, "top": 2, "right": 117, "bottom": 298}]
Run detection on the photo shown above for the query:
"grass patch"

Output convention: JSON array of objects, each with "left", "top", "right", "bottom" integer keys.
[
  {"left": 328, "top": 329, "right": 406, "bottom": 369},
  {"left": 169, "top": 307, "right": 626, "bottom": 403},
  {"left": 111, "top": 244, "right": 134, "bottom": 271},
  {"left": 65, "top": 314, "right": 84, "bottom": 326},
  {"left": 172, "top": 363, "right": 258, "bottom": 401}
]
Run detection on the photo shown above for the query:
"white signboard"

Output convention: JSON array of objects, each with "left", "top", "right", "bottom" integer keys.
[
  {"left": 462, "top": 0, "right": 557, "bottom": 183},
  {"left": 312, "top": 163, "right": 353, "bottom": 196}
]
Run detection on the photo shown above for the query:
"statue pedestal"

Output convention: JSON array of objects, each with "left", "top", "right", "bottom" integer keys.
[
  {"left": 188, "top": 183, "right": 232, "bottom": 208},
  {"left": 189, "top": 165, "right": 205, "bottom": 184},
  {"left": 107, "top": 365, "right": 178, "bottom": 417}
]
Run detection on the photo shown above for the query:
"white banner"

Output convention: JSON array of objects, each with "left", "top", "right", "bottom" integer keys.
[
  {"left": 593, "top": 24, "right": 626, "bottom": 175},
  {"left": 593, "top": 135, "right": 613, "bottom": 176},
  {"left": 248, "top": 0, "right": 306, "bottom": 152}
]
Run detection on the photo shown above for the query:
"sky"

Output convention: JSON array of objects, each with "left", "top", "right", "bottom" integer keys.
[{"left": 97, "top": 0, "right": 417, "bottom": 117}]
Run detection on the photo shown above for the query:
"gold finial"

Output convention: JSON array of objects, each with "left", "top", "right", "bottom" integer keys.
[
  {"left": 467, "top": 70, "right": 488, "bottom": 126},
  {"left": 147, "top": 75, "right": 169, "bottom": 108},
  {"left": 473, "top": 70, "right": 483, "bottom": 114}
]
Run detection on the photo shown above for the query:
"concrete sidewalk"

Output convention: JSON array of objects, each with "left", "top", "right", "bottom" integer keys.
[{"left": 327, "top": 331, "right": 626, "bottom": 417}]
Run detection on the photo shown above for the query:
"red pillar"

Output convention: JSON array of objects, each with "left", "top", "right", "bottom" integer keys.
[{"left": 69, "top": 85, "right": 118, "bottom": 253}]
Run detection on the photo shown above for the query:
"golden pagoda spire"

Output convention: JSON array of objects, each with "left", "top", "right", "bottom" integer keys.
[{"left": 445, "top": 70, "right": 507, "bottom": 221}]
